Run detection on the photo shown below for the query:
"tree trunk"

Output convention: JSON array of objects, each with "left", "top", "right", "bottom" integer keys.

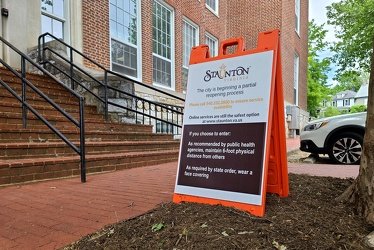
[{"left": 337, "top": 40, "right": 374, "bottom": 225}]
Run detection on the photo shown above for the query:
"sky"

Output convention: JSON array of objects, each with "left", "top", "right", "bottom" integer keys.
[{"left": 309, "top": 0, "right": 340, "bottom": 86}]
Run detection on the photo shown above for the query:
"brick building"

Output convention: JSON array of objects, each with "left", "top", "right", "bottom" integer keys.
[{"left": 0, "top": 0, "right": 308, "bottom": 134}]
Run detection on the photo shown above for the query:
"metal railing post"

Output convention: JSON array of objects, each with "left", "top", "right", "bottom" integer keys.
[
  {"left": 21, "top": 57, "right": 27, "bottom": 128},
  {"left": 70, "top": 48, "right": 74, "bottom": 90},
  {"left": 104, "top": 71, "right": 109, "bottom": 121},
  {"left": 79, "top": 97, "right": 86, "bottom": 183},
  {"left": 38, "top": 36, "right": 46, "bottom": 67}
]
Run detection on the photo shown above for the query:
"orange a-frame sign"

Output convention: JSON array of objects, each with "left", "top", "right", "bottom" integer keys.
[{"left": 173, "top": 29, "right": 288, "bottom": 217}]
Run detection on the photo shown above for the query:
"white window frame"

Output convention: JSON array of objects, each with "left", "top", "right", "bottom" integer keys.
[
  {"left": 205, "top": 33, "right": 218, "bottom": 57},
  {"left": 294, "top": 52, "right": 299, "bottom": 106},
  {"left": 295, "top": 0, "right": 300, "bottom": 35},
  {"left": 152, "top": 0, "right": 175, "bottom": 90},
  {"left": 41, "top": 0, "right": 70, "bottom": 44},
  {"left": 109, "top": 0, "right": 142, "bottom": 80},
  {"left": 206, "top": 0, "right": 218, "bottom": 15},
  {"left": 182, "top": 18, "right": 199, "bottom": 91}
]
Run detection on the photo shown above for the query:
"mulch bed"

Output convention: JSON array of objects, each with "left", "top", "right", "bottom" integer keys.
[{"left": 62, "top": 173, "right": 373, "bottom": 250}]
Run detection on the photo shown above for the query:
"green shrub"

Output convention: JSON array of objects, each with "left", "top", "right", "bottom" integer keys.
[
  {"left": 324, "top": 106, "right": 341, "bottom": 117},
  {"left": 350, "top": 104, "right": 367, "bottom": 113}
]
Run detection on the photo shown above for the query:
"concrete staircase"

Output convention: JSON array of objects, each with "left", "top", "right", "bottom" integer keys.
[{"left": 0, "top": 67, "right": 180, "bottom": 186}]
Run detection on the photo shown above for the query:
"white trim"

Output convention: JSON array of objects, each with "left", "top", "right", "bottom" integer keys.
[
  {"left": 182, "top": 17, "right": 199, "bottom": 92},
  {"left": 138, "top": 0, "right": 143, "bottom": 82},
  {"left": 295, "top": 0, "right": 300, "bottom": 35},
  {"left": 294, "top": 52, "right": 299, "bottom": 106},
  {"left": 182, "top": 16, "right": 199, "bottom": 67},
  {"left": 69, "top": 0, "right": 82, "bottom": 57},
  {"left": 41, "top": 0, "right": 70, "bottom": 45},
  {"left": 152, "top": 0, "right": 175, "bottom": 90},
  {"left": 109, "top": 0, "right": 142, "bottom": 81},
  {"left": 64, "top": 0, "right": 70, "bottom": 45},
  {"left": 153, "top": 82, "right": 175, "bottom": 91},
  {"left": 205, "top": 32, "right": 218, "bottom": 57},
  {"left": 205, "top": 0, "right": 219, "bottom": 16}
]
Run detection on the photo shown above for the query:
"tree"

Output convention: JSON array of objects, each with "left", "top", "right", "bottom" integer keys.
[
  {"left": 339, "top": 39, "right": 374, "bottom": 225},
  {"left": 329, "top": 0, "right": 374, "bottom": 225},
  {"left": 307, "top": 20, "right": 332, "bottom": 117},
  {"left": 327, "top": 0, "right": 374, "bottom": 77},
  {"left": 330, "top": 70, "right": 362, "bottom": 93}
]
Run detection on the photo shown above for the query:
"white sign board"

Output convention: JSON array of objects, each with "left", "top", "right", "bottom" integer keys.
[{"left": 174, "top": 50, "right": 274, "bottom": 205}]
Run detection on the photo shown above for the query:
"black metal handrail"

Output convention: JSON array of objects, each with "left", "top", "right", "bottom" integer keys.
[
  {"left": 37, "top": 33, "right": 184, "bottom": 135},
  {"left": 0, "top": 36, "right": 86, "bottom": 183}
]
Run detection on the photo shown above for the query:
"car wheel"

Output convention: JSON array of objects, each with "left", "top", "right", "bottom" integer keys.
[{"left": 328, "top": 132, "right": 363, "bottom": 165}]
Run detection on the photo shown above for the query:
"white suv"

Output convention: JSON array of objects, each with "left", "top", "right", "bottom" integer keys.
[{"left": 300, "top": 112, "right": 366, "bottom": 165}]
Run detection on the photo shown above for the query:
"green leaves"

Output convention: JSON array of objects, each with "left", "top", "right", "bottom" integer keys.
[
  {"left": 326, "top": 0, "right": 374, "bottom": 75},
  {"left": 308, "top": 20, "right": 330, "bottom": 55},
  {"left": 331, "top": 70, "right": 362, "bottom": 92},
  {"left": 350, "top": 104, "right": 367, "bottom": 113},
  {"left": 200, "top": 223, "right": 208, "bottom": 228},
  {"left": 308, "top": 20, "right": 332, "bottom": 117},
  {"left": 221, "top": 231, "right": 229, "bottom": 237},
  {"left": 151, "top": 222, "right": 164, "bottom": 232},
  {"left": 272, "top": 240, "right": 287, "bottom": 250}
]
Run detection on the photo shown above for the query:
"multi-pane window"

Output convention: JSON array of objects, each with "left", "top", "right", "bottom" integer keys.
[
  {"left": 110, "top": 0, "right": 139, "bottom": 78},
  {"left": 182, "top": 19, "right": 198, "bottom": 91},
  {"left": 156, "top": 120, "right": 174, "bottom": 134},
  {"left": 206, "top": 0, "right": 218, "bottom": 14},
  {"left": 41, "top": 0, "right": 67, "bottom": 41},
  {"left": 205, "top": 33, "right": 218, "bottom": 57},
  {"left": 152, "top": 0, "right": 173, "bottom": 88},
  {"left": 294, "top": 53, "right": 299, "bottom": 106},
  {"left": 295, "top": 0, "right": 300, "bottom": 34}
]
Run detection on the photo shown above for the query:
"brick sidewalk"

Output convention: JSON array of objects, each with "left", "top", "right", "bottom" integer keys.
[
  {"left": 0, "top": 137, "right": 359, "bottom": 249},
  {"left": 0, "top": 163, "right": 177, "bottom": 249},
  {"left": 285, "top": 136, "right": 300, "bottom": 152}
]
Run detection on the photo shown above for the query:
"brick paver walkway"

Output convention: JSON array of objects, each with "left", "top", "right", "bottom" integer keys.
[
  {"left": 0, "top": 137, "right": 359, "bottom": 249},
  {"left": 0, "top": 163, "right": 177, "bottom": 249}
]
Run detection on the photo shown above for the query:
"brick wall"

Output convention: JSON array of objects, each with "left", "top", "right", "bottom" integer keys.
[
  {"left": 226, "top": 1, "right": 282, "bottom": 50},
  {"left": 82, "top": 0, "right": 110, "bottom": 69},
  {"left": 298, "top": 0, "right": 309, "bottom": 111},
  {"left": 225, "top": 0, "right": 307, "bottom": 112},
  {"left": 140, "top": 1, "right": 153, "bottom": 85},
  {"left": 281, "top": 0, "right": 296, "bottom": 106},
  {"left": 80, "top": 0, "right": 308, "bottom": 112},
  {"left": 280, "top": 0, "right": 308, "bottom": 112}
]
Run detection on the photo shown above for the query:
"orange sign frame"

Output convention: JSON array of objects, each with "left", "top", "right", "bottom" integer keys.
[{"left": 173, "top": 29, "right": 288, "bottom": 216}]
